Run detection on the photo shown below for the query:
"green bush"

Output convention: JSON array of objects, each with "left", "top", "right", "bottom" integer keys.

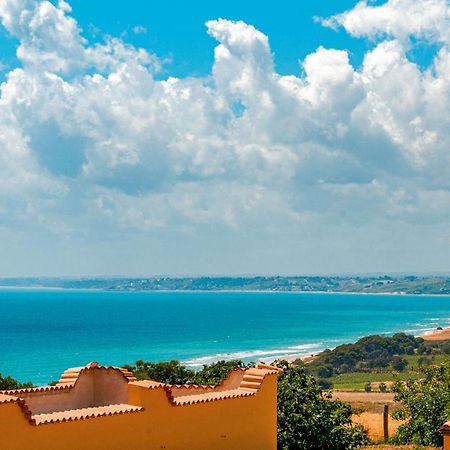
[
  {"left": 123, "top": 359, "right": 196, "bottom": 384},
  {"left": 392, "top": 363, "right": 450, "bottom": 446},
  {"left": 0, "top": 373, "right": 33, "bottom": 390},
  {"left": 392, "top": 355, "right": 408, "bottom": 372},
  {"left": 308, "top": 333, "right": 425, "bottom": 376},
  {"left": 276, "top": 362, "right": 368, "bottom": 450},
  {"left": 123, "top": 359, "right": 250, "bottom": 385}
]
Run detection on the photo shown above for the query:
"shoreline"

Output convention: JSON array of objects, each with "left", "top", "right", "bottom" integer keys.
[
  {"left": 1, "top": 285, "right": 450, "bottom": 297},
  {"left": 2, "top": 287, "right": 449, "bottom": 383},
  {"left": 271, "top": 326, "right": 450, "bottom": 364},
  {"left": 421, "top": 327, "right": 450, "bottom": 341}
]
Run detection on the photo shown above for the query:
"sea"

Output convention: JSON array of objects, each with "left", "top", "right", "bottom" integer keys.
[{"left": 1, "top": 288, "right": 450, "bottom": 385}]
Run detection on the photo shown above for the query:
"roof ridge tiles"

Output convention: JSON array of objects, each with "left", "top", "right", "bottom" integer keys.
[
  {"left": 2, "top": 384, "right": 73, "bottom": 395},
  {"left": 56, "top": 362, "right": 136, "bottom": 386},
  {"left": 172, "top": 388, "right": 255, "bottom": 406},
  {"left": 31, "top": 404, "right": 144, "bottom": 426},
  {"left": 0, "top": 394, "right": 35, "bottom": 424}
]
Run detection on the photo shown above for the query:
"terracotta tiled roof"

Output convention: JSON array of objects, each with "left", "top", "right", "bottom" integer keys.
[
  {"left": 130, "top": 380, "right": 166, "bottom": 389},
  {"left": 32, "top": 404, "right": 144, "bottom": 425},
  {"left": 2, "top": 362, "right": 136, "bottom": 396},
  {"left": 1, "top": 392, "right": 143, "bottom": 426},
  {"left": 0, "top": 394, "right": 33, "bottom": 422},
  {"left": 57, "top": 362, "right": 136, "bottom": 386},
  {"left": 173, "top": 389, "right": 255, "bottom": 405},
  {"left": 2, "top": 383, "right": 73, "bottom": 396},
  {"left": 441, "top": 420, "right": 450, "bottom": 432},
  {"left": 0, "top": 393, "right": 18, "bottom": 404}
]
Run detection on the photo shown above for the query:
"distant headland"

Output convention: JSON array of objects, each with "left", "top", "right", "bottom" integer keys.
[{"left": 2, "top": 275, "right": 450, "bottom": 295}]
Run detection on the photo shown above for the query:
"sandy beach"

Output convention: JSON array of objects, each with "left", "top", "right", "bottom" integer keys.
[
  {"left": 271, "top": 353, "right": 319, "bottom": 364},
  {"left": 421, "top": 327, "right": 450, "bottom": 341}
]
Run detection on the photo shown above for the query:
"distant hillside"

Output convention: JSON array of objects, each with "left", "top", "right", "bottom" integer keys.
[{"left": 1, "top": 275, "right": 450, "bottom": 294}]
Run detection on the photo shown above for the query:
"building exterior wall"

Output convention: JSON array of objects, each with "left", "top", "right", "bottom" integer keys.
[
  {"left": 8, "top": 369, "right": 128, "bottom": 415},
  {"left": 444, "top": 433, "right": 450, "bottom": 450},
  {"left": 0, "top": 367, "right": 278, "bottom": 450}
]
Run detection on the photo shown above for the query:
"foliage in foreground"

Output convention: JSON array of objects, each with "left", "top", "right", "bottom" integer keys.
[
  {"left": 0, "top": 373, "right": 33, "bottom": 390},
  {"left": 276, "top": 362, "right": 369, "bottom": 450},
  {"left": 391, "top": 363, "right": 450, "bottom": 447}
]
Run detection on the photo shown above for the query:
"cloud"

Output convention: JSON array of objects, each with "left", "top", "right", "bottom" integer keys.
[
  {"left": 132, "top": 25, "right": 147, "bottom": 35},
  {"left": 1, "top": 0, "right": 450, "bottom": 274},
  {"left": 321, "top": 0, "right": 450, "bottom": 44}
]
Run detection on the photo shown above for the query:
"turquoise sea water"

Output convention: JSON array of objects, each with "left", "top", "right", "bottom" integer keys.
[{"left": 1, "top": 288, "right": 450, "bottom": 385}]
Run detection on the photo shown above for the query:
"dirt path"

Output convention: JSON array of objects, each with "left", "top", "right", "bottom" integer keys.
[
  {"left": 333, "top": 391, "right": 395, "bottom": 403},
  {"left": 333, "top": 391, "right": 401, "bottom": 441}
]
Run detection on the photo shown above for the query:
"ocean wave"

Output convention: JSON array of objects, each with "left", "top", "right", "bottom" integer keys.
[
  {"left": 182, "top": 320, "right": 450, "bottom": 368},
  {"left": 182, "top": 342, "right": 325, "bottom": 367}
]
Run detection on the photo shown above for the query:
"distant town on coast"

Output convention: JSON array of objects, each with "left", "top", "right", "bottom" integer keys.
[{"left": 2, "top": 275, "right": 450, "bottom": 295}]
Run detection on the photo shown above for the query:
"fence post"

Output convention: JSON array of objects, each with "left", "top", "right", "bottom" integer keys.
[{"left": 383, "top": 404, "right": 389, "bottom": 442}]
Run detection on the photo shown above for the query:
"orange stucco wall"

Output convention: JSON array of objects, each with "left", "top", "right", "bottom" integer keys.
[
  {"left": 11, "top": 369, "right": 128, "bottom": 415},
  {"left": 0, "top": 373, "right": 278, "bottom": 450},
  {"left": 444, "top": 433, "right": 450, "bottom": 450}
]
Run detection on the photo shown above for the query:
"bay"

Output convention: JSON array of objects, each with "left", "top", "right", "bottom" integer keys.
[{"left": 1, "top": 288, "right": 449, "bottom": 385}]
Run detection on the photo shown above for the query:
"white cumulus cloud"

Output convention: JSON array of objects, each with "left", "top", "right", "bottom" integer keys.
[
  {"left": 1, "top": 0, "right": 450, "bottom": 274},
  {"left": 322, "top": 0, "right": 450, "bottom": 44}
]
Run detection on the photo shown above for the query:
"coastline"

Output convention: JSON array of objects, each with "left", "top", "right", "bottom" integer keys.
[
  {"left": 1, "top": 285, "right": 450, "bottom": 296},
  {"left": 272, "top": 326, "right": 450, "bottom": 364},
  {"left": 2, "top": 287, "right": 449, "bottom": 384},
  {"left": 421, "top": 327, "right": 450, "bottom": 341}
]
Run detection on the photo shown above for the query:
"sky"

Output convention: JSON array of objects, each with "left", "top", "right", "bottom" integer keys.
[{"left": 0, "top": 0, "right": 450, "bottom": 277}]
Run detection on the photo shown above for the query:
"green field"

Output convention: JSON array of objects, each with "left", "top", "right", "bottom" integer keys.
[
  {"left": 329, "top": 371, "right": 419, "bottom": 391},
  {"left": 402, "top": 353, "right": 449, "bottom": 369},
  {"left": 324, "top": 353, "right": 450, "bottom": 391}
]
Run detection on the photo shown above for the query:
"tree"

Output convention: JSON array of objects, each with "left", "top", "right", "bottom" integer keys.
[
  {"left": 123, "top": 360, "right": 195, "bottom": 384},
  {"left": 192, "top": 360, "right": 251, "bottom": 385},
  {"left": 392, "top": 363, "right": 450, "bottom": 446},
  {"left": 392, "top": 356, "right": 408, "bottom": 372},
  {"left": 364, "top": 382, "right": 372, "bottom": 392},
  {"left": 276, "top": 362, "right": 368, "bottom": 450},
  {"left": 124, "top": 359, "right": 251, "bottom": 386},
  {"left": 379, "top": 382, "right": 387, "bottom": 393},
  {"left": 318, "top": 364, "right": 334, "bottom": 378},
  {"left": 0, "top": 373, "right": 33, "bottom": 390},
  {"left": 307, "top": 333, "right": 425, "bottom": 375}
]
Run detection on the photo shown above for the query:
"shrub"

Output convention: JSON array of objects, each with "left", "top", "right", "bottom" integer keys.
[
  {"left": 277, "top": 362, "right": 368, "bottom": 450},
  {"left": 392, "top": 356, "right": 408, "bottom": 372},
  {"left": 392, "top": 363, "right": 450, "bottom": 446},
  {"left": 0, "top": 373, "right": 33, "bottom": 390}
]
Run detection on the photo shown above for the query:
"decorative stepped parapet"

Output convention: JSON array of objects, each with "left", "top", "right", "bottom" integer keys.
[
  {"left": 1, "top": 361, "right": 280, "bottom": 450},
  {"left": 130, "top": 363, "right": 282, "bottom": 406},
  {"left": 56, "top": 361, "right": 136, "bottom": 386}
]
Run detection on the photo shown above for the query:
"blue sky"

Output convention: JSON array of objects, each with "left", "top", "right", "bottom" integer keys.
[
  {"left": 0, "top": 0, "right": 450, "bottom": 276},
  {"left": 66, "top": 0, "right": 370, "bottom": 76},
  {"left": 0, "top": 0, "right": 384, "bottom": 81},
  {"left": 0, "top": 0, "right": 436, "bottom": 80}
]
